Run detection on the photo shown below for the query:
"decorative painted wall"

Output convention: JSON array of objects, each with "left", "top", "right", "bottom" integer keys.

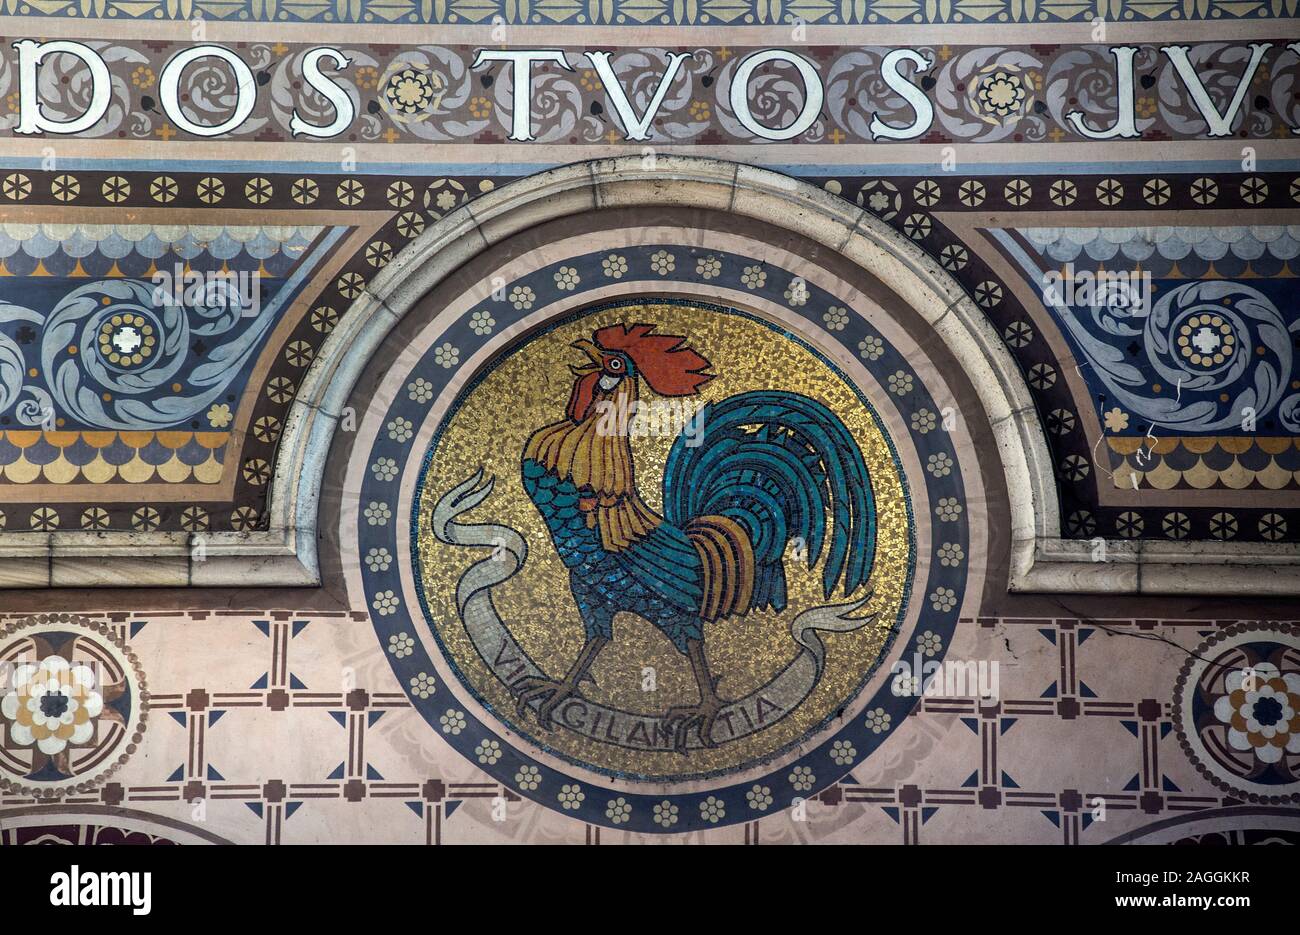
[{"left": 0, "top": 0, "right": 1297, "bottom": 844}]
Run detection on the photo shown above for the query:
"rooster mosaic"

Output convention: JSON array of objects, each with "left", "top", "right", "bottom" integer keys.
[{"left": 516, "top": 323, "right": 876, "bottom": 750}]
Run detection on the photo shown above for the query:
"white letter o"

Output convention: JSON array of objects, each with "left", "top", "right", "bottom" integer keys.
[{"left": 159, "top": 45, "right": 256, "bottom": 138}]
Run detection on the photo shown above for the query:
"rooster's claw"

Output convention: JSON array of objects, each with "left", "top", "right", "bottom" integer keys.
[
  {"left": 664, "top": 697, "right": 726, "bottom": 753},
  {"left": 513, "top": 676, "right": 580, "bottom": 730}
]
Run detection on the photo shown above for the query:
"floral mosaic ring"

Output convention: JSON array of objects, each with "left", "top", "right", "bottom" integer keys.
[
  {"left": 354, "top": 238, "right": 973, "bottom": 832},
  {"left": 1173, "top": 622, "right": 1300, "bottom": 805},
  {"left": 0, "top": 614, "right": 148, "bottom": 797}
]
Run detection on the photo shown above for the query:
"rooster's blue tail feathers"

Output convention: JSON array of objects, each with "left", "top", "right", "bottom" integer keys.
[{"left": 663, "top": 391, "right": 875, "bottom": 611}]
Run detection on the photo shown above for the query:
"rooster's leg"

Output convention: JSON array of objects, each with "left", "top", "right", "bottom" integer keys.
[
  {"left": 665, "top": 638, "right": 727, "bottom": 752},
  {"left": 513, "top": 635, "right": 608, "bottom": 731}
]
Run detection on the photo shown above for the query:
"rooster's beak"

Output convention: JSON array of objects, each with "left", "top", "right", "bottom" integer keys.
[
  {"left": 566, "top": 339, "right": 605, "bottom": 423},
  {"left": 569, "top": 339, "right": 602, "bottom": 375}
]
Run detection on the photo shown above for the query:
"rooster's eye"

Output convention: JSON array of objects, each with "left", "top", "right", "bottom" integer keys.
[{"left": 608, "top": 358, "right": 623, "bottom": 371}]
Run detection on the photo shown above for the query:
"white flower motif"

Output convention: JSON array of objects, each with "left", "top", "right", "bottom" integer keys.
[
  {"left": 439, "top": 708, "right": 466, "bottom": 735},
  {"left": 606, "top": 797, "right": 632, "bottom": 824},
  {"left": 894, "top": 672, "right": 920, "bottom": 696},
  {"left": 371, "top": 457, "right": 399, "bottom": 482},
  {"left": 387, "top": 630, "right": 414, "bottom": 655},
  {"left": 433, "top": 343, "right": 459, "bottom": 369},
  {"left": 558, "top": 783, "right": 584, "bottom": 809},
  {"left": 829, "top": 739, "right": 856, "bottom": 766},
  {"left": 929, "top": 587, "right": 957, "bottom": 613},
  {"left": 407, "top": 378, "right": 434, "bottom": 403},
  {"left": 365, "top": 547, "right": 392, "bottom": 572},
  {"left": 937, "top": 543, "right": 965, "bottom": 567},
  {"left": 910, "top": 408, "right": 937, "bottom": 433},
  {"left": 741, "top": 265, "right": 767, "bottom": 289},
  {"left": 888, "top": 371, "right": 914, "bottom": 396},
  {"left": 865, "top": 707, "right": 892, "bottom": 733},
  {"left": 936, "top": 497, "right": 963, "bottom": 521},
  {"left": 696, "top": 255, "right": 722, "bottom": 280},
  {"left": 469, "top": 310, "right": 495, "bottom": 336},
  {"left": 515, "top": 765, "right": 541, "bottom": 791},
  {"left": 207, "top": 403, "right": 233, "bottom": 428},
  {"left": 823, "top": 306, "right": 849, "bottom": 331},
  {"left": 364, "top": 501, "right": 392, "bottom": 525},
  {"left": 784, "top": 279, "right": 809, "bottom": 307},
  {"left": 1213, "top": 663, "right": 1300, "bottom": 764},
  {"left": 554, "top": 266, "right": 581, "bottom": 291},
  {"left": 917, "top": 628, "right": 944, "bottom": 655},
  {"left": 476, "top": 739, "right": 502, "bottom": 764},
  {"left": 650, "top": 250, "right": 675, "bottom": 275},
  {"left": 926, "top": 452, "right": 953, "bottom": 477},
  {"left": 746, "top": 784, "right": 773, "bottom": 811},
  {"left": 653, "top": 800, "right": 679, "bottom": 827},
  {"left": 602, "top": 254, "right": 628, "bottom": 279},
  {"left": 789, "top": 765, "right": 815, "bottom": 792},
  {"left": 0, "top": 656, "right": 103, "bottom": 755},
  {"left": 509, "top": 285, "right": 535, "bottom": 310},
  {"left": 386, "top": 417, "right": 413, "bottom": 443},
  {"left": 858, "top": 335, "right": 884, "bottom": 360},
  {"left": 699, "top": 795, "right": 726, "bottom": 823},
  {"left": 373, "top": 590, "right": 401, "bottom": 617},
  {"left": 409, "top": 672, "right": 436, "bottom": 699}
]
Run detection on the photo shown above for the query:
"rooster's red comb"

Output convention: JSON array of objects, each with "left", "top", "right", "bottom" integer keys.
[{"left": 593, "top": 323, "right": 713, "bottom": 397}]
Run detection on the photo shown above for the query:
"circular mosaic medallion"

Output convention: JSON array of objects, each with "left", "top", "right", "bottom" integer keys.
[
  {"left": 0, "top": 614, "right": 147, "bottom": 796},
  {"left": 97, "top": 310, "right": 157, "bottom": 370},
  {"left": 1174, "top": 622, "right": 1300, "bottom": 804},
  {"left": 1174, "top": 311, "right": 1235, "bottom": 371},
  {"left": 416, "top": 301, "right": 912, "bottom": 781},
  {"left": 356, "top": 242, "right": 970, "bottom": 832}
]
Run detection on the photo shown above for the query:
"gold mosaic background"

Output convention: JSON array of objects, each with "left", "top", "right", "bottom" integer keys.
[{"left": 416, "top": 302, "right": 912, "bottom": 780}]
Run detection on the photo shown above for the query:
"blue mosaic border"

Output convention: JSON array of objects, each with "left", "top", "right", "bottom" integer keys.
[
  {"left": 413, "top": 297, "right": 916, "bottom": 785},
  {"left": 357, "top": 241, "right": 971, "bottom": 833}
]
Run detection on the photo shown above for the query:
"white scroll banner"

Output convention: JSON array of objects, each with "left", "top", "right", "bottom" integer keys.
[{"left": 431, "top": 470, "right": 875, "bottom": 752}]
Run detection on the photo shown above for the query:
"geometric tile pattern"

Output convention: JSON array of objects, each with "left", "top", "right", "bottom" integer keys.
[{"left": 3, "top": 609, "right": 1292, "bottom": 843}]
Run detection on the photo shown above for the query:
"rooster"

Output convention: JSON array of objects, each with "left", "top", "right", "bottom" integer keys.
[{"left": 516, "top": 322, "right": 875, "bottom": 750}]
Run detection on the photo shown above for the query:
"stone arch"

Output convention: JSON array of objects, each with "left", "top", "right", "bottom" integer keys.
[{"left": 242, "top": 156, "right": 1054, "bottom": 590}]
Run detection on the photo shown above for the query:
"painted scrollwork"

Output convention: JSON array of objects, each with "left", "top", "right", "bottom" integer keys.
[
  {"left": 270, "top": 46, "right": 379, "bottom": 138},
  {"left": 826, "top": 48, "right": 937, "bottom": 141},
  {"left": 1267, "top": 44, "right": 1300, "bottom": 138},
  {"left": 0, "top": 51, "right": 14, "bottom": 132},
  {"left": 1054, "top": 280, "right": 1294, "bottom": 432},
  {"left": 489, "top": 51, "right": 579, "bottom": 144},
  {"left": 171, "top": 44, "right": 270, "bottom": 138},
  {"left": 378, "top": 47, "right": 483, "bottom": 141},
  {"left": 1157, "top": 43, "right": 1272, "bottom": 138},
  {"left": 934, "top": 48, "right": 1046, "bottom": 142},
  {"left": 1043, "top": 46, "right": 1161, "bottom": 138},
  {"left": 715, "top": 54, "right": 824, "bottom": 141},
  {"left": 1279, "top": 390, "right": 1300, "bottom": 433},
  {"left": 0, "top": 305, "right": 53, "bottom": 426},
  {"left": 35, "top": 279, "right": 278, "bottom": 430},
  {"left": 15, "top": 39, "right": 1297, "bottom": 146},
  {"left": 579, "top": 49, "right": 712, "bottom": 143},
  {"left": 32, "top": 42, "right": 144, "bottom": 138}
]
